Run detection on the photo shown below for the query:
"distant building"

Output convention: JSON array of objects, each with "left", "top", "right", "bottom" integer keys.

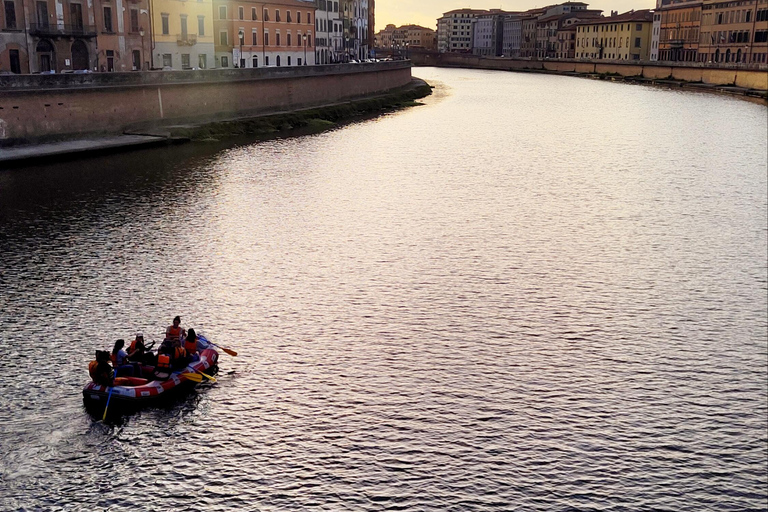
[
  {"left": 316, "top": 0, "right": 341, "bottom": 64},
  {"left": 502, "top": 14, "right": 523, "bottom": 57},
  {"left": 651, "top": 5, "right": 662, "bottom": 61},
  {"left": 698, "top": 0, "right": 767, "bottom": 65},
  {"left": 212, "top": 0, "right": 315, "bottom": 69},
  {"left": 472, "top": 13, "right": 506, "bottom": 56},
  {"left": 156, "top": 0, "right": 215, "bottom": 69},
  {"left": 437, "top": 8, "right": 488, "bottom": 52},
  {"left": 575, "top": 9, "right": 654, "bottom": 60},
  {"left": 656, "top": 0, "right": 702, "bottom": 62}
]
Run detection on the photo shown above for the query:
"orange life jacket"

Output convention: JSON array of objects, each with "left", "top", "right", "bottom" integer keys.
[
  {"left": 167, "top": 326, "right": 182, "bottom": 340},
  {"left": 174, "top": 346, "right": 187, "bottom": 361},
  {"left": 184, "top": 339, "right": 197, "bottom": 355},
  {"left": 110, "top": 353, "right": 118, "bottom": 366},
  {"left": 129, "top": 339, "right": 142, "bottom": 353},
  {"left": 156, "top": 353, "right": 172, "bottom": 371}
]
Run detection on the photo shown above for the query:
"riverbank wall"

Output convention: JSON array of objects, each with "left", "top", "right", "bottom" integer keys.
[
  {"left": 0, "top": 61, "right": 412, "bottom": 147},
  {"left": 410, "top": 52, "right": 768, "bottom": 98}
]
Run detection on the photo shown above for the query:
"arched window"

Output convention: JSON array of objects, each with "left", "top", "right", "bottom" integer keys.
[
  {"left": 276, "top": 55, "right": 281, "bottom": 66},
  {"left": 253, "top": 56, "right": 258, "bottom": 67}
]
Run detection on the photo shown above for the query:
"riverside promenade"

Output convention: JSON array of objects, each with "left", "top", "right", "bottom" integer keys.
[{"left": 0, "top": 61, "right": 414, "bottom": 155}]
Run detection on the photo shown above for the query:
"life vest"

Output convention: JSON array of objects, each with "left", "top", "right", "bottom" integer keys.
[
  {"left": 110, "top": 353, "right": 118, "bottom": 366},
  {"left": 167, "top": 326, "right": 183, "bottom": 340},
  {"left": 156, "top": 353, "right": 172, "bottom": 371},
  {"left": 184, "top": 339, "right": 197, "bottom": 355},
  {"left": 129, "top": 339, "right": 142, "bottom": 354}
]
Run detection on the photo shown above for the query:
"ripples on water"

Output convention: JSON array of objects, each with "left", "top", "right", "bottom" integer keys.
[{"left": 0, "top": 68, "right": 766, "bottom": 511}]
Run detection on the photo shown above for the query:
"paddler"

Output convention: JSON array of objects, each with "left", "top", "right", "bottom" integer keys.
[{"left": 165, "top": 316, "right": 186, "bottom": 345}]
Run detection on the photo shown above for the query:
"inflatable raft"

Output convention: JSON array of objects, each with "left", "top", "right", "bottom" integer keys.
[{"left": 82, "top": 334, "right": 219, "bottom": 411}]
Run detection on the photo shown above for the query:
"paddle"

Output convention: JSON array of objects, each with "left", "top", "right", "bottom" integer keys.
[
  {"left": 199, "top": 335, "right": 237, "bottom": 357},
  {"left": 184, "top": 366, "right": 217, "bottom": 383},
  {"left": 180, "top": 372, "right": 204, "bottom": 383},
  {"left": 102, "top": 385, "right": 114, "bottom": 421}
]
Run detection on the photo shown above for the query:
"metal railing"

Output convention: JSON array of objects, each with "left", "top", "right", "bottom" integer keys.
[
  {"left": 177, "top": 33, "right": 197, "bottom": 46},
  {"left": 29, "top": 23, "right": 97, "bottom": 37}
]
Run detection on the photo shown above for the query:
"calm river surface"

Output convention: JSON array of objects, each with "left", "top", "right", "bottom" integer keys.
[{"left": 0, "top": 67, "right": 766, "bottom": 511}]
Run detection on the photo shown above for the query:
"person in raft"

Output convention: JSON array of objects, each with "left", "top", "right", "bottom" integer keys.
[
  {"left": 165, "top": 316, "right": 186, "bottom": 345},
  {"left": 111, "top": 339, "right": 139, "bottom": 377},
  {"left": 127, "top": 332, "right": 151, "bottom": 364},
  {"left": 88, "top": 350, "right": 114, "bottom": 387},
  {"left": 184, "top": 328, "right": 199, "bottom": 362}
]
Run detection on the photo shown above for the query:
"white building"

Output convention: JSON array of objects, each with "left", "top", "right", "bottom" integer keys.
[
  {"left": 437, "top": 9, "right": 488, "bottom": 53},
  {"left": 503, "top": 15, "right": 523, "bottom": 57},
  {"left": 315, "top": 0, "right": 342, "bottom": 63},
  {"left": 650, "top": 4, "right": 661, "bottom": 61}
]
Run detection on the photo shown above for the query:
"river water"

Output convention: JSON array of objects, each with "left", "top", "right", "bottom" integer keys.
[{"left": 0, "top": 67, "right": 766, "bottom": 511}]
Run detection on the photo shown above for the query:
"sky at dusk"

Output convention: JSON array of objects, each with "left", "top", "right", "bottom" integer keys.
[{"left": 376, "top": 0, "right": 657, "bottom": 30}]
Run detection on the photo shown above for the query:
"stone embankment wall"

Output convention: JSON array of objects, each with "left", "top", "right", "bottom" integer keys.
[
  {"left": 410, "top": 52, "right": 768, "bottom": 92},
  {"left": 0, "top": 61, "right": 412, "bottom": 146}
]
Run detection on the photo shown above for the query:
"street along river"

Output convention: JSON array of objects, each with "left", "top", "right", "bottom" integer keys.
[{"left": 0, "top": 67, "right": 766, "bottom": 511}]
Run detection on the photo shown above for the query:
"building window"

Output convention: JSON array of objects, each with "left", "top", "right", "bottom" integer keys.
[
  {"left": 199, "top": 54, "right": 207, "bottom": 68},
  {"left": 103, "top": 6, "right": 112, "bottom": 32},
  {"left": 287, "top": 33, "right": 291, "bottom": 46},
  {"left": 265, "top": 55, "right": 269, "bottom": 65},
  {"left": 264, "top": 32, "right": 269, "bottom": 45},
  {"left": 161, "top": 13, "right": 169, "bottom": 34},
  {"left": 251, "top": 7, "right": 256, "bottom": 20},
  {"left": 220, "top": 31, "right": 227, "bottom": 45},
  {"left": 263, "top": 9, "right": 269, "bottom": 21},
  {"left": 219, "top": 6, "right": 226, "bottom": 20},
  {"left": 238, "top": 6, "right": 243, "bottom": 20},
  {"left": 297, "top": 11, "right": 301, "bottom": 23},
  {"left": 128, "top": 8, "right": 138, "bottom": 32},
  {"left": 276, "top": 55, "right": 281, "bottom": 66},
  {"left": 198, "top": 15, "right": 205, "bottom": 36},
  {"left": 276, "top": 33, "right": 280, "bottom": 46},
  {"left": 3, "top": 1, "right": 16, "bottom": 29},
  {"left": 181, "top": 53, "right": 190, "bottom": 68},
  {"left": 252, "top": 30, "right": 257, "bottom": 45},
  {"left": 252, "top": 55, "right": 258, "bottom": 67},
  {"left": 163, "top": 53, "right": 172, "bottom": 67},
  {"left": 9, "top": 48, "right": 20, "bottom": 73},
  {"left": 287, "top": 56, "right": 291, "bottom": 65},
  {"left": 275, "top": 10, "right": 280, "bottom": 22},
  {"left": 287, "top": 11, "right": 292, "bottom": 23},
  {"left": 221, "top": 55, "right": 228, "bottom": 67}
]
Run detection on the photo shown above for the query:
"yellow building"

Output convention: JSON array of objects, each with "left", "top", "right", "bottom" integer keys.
[
  {"left": 151, "top": 0, "right": 216, "bottom": 69},
  {"left": 576, "top": 9, "right": 654, "bottom": 61}
]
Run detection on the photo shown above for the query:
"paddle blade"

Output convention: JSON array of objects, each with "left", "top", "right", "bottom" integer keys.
[
  {"left": 199, "top": 371, "right": 217, "bottom": 383},
  {"left": 180, "top": 372, "right": 203, "bottom": 383},
  {"left": 220, "top": 347, "right": 237, "bottom": 356}
]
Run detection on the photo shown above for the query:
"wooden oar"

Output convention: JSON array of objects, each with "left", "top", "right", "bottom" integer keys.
[
  {"left": 184, "top": 367, "right": 217, "bottom": 383},
  {"left": 213, "top": 344, "right": 237, "bottom": 357}
]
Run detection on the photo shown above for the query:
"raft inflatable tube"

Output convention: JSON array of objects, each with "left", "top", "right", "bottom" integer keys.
[{"left": 82, "top": 335, "right": 219, "bottom": 409}]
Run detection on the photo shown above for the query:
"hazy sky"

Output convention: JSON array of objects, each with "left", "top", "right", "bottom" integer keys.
[{"left": 376, "top": 0, "right": 657, "bottom": 30}]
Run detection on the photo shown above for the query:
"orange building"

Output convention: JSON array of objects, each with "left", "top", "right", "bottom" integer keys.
[
  {"left": 657, "top": 0, "right": 702, "bottom": 62},
  {"left": 94, "top": 0, "right": 151, "bottom": 71},
  {"left": 213, "top": 0, "right": 315, "bottom": 68},
  {"left": 698, "top": 0, "right": 768, "bottom": 64}
]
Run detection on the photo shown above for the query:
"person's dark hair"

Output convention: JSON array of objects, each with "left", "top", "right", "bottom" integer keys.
[
  {"left": 173, "top": 316, "right": 181, "bottom": 323},
  {"left": 96, "top": 350, "right": 111, "bottom": 362},
  {"left": 186, "top": 328, "right": 196, "bottom": 341},
  {"left": 112, "top": 339, "right": 125, "bottom": 354}
]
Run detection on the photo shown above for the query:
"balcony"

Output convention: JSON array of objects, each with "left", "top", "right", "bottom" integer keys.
[
  {"left": 669, "top": 39, "right": 685, "bottom": 49},
  {"left": 177, "top": 33, "right": 197, "bottom": 46},
  {"left": 29, "top": 23, "right": 97, "bottom": 37}
]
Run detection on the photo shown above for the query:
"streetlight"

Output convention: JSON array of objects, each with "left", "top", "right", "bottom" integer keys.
[
  {"left": 139, "top": 27, "right": 145, "bottom": 70},
  {"left": 303, "top": 34, "right": 307, "bottom": 65},
  {"left": 239, "top": 29, "right": 244, "bottom": 68}
]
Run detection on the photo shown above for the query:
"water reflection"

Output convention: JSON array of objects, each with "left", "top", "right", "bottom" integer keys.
[{"left": 0, "top": 67, "right": 766, "bottom": 511}]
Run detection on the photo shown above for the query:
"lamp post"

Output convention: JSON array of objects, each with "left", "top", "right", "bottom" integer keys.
[
  {"left": 239, "top": 29, "right": 244, "bottom": 68},
  {"left": 139, "top": 27, "right": 145, "bottom": 70},
  {"left": 303, "top": 33, "right": 307, "bottom": 65}
]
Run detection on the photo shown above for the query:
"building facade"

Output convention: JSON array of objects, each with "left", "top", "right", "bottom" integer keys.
[
  {"left": 502, "top": 14, "right": 522, "bottom": 57},
  {"left": 575, "top": 9, "right": 654, "bottom": 60},
  {"left": 698, "top": 0, "right": 768, "bottom": 64},
  {"left": 213, "top": 0, "right": 315, "bottom": 68},
  {"left": 472, "top": 13, "right": 505, "bottom": 56},
  {"left": 657, "top": 0, "right": 702, "bottom": 62},
  {"left": 315, "top": 0, "right": 340, "bottom": 64},
  {"left": 153, "top": 0, "right": 215, "bottom": 69},
  {"left": 437, "top": 8, "right": 486, "bottom": 52}
]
